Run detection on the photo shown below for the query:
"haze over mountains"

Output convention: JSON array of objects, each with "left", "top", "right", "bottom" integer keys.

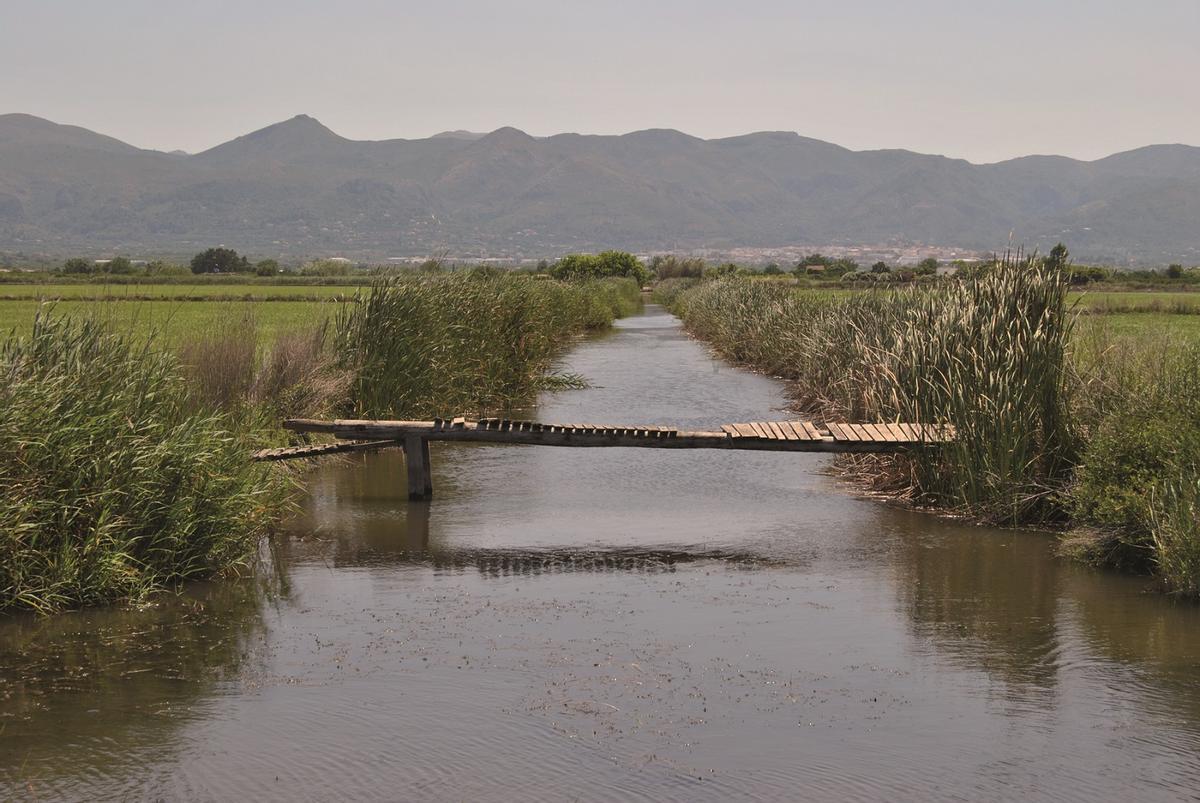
[{"left": 1, "top": 112, "right": 1197, "bottom": 263}]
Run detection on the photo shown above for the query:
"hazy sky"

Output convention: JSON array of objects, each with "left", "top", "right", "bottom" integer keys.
[{"left": 3, "top": 0, "right": 1197, "bottom": 163}]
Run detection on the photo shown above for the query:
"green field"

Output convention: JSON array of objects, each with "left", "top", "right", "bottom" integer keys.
[
  {"left": 1, "top": 282, "right": 1197, "bottom": 351},
  {"left": 1072, "top": 290, "right": 1200, "bottom": 313},
  {"left": 1076, "top": 312, "right": 1200, "bottom": 340},
  {"left": 0, "top": 282, "right": 363, "bottom": 300},
  {"left": 0, "top": 298, "right": 339, "bottom": 345}
]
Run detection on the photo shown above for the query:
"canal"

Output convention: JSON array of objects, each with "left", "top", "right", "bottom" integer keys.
[{"left": 3, "top": 304, "right": 1200, "bottom": 800}]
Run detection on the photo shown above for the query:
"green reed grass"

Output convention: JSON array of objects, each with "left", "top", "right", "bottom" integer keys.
[
  {"left": 664, "top": 257, "right": 1076, "bottom": 523},
  {"left": 334, "top": 274, "right": 639, "bottom": 418},
  {"left": 1149, "top": 469, "right": 1200, "bottom": 597},
  {"left": 664, "top": 260, "right": 1200, "bottom": 593},
  {"left": 0, "top": 314, "right": 293, "bottom": 613}
]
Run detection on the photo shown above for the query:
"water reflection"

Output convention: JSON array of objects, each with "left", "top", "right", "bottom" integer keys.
[
  {"left": 0, "top": 575, "right": 274, "bottom": 793},
  {"left": 892, "top": 516, "right": 1064, "bottom": 689}
]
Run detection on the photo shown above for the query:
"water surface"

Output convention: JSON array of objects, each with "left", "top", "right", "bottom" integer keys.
[{"left": 4, "top": 305, "right": 1200, "bottom": 801}]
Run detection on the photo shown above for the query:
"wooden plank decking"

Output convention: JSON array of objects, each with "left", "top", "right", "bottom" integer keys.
[
  {"left": 256, "top": 416, "right": 953, "bottom": 500},
  {"left": 260, "top": 417, "right": 951, "bottom": 458}
]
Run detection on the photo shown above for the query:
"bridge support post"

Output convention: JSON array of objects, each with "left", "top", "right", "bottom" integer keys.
[{"left": 403, "top": 435, "right": 433, "bottom": 501}]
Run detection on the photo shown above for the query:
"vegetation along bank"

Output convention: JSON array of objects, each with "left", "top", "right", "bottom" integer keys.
[
  {"left": 655, "top": 259, "right": 1200, "bottom": 596},
  {"left": 0, "top": 273, "right": 641, "bottom": 613}
]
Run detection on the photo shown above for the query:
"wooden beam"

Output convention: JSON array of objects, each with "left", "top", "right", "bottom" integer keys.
[
  {"left": 253, "top": 439, "right": 401, "bottom": 462},
  {"left": 404, "top": 435, "right": 433, "bottom": 501}
]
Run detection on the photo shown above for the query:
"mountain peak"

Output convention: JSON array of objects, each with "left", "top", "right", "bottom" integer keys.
[
  {"left": 474, "top": 126, "right": 537, "bottom": 148},
  {"left": 197, "top": 114, "right": 344, "bottom": 162},
  {"left": 622, "top": 128, "right": 702, "bottom": 146},
  {"left": 431, "top": 129, "right": 486, "bottom": 141}
]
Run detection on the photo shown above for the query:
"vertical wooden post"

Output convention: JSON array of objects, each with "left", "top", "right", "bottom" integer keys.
[
  {"left": 404, "top": 435, "right": 433, "bottom": 501},
  {"left": 421, "top": 437, "right": 433, "bottom": 498}
]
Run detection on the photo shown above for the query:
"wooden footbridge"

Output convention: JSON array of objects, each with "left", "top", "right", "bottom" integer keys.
[{"left": 255, "top": 416, "right": 951, "bottom": 501}]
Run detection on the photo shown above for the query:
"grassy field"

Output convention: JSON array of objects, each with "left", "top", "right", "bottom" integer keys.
[
  {"left": 0, "top": 283, "right": 363, "bottom": 300},
  {"left": 1, "top": 282, "right": 1196, "bottom": 354},
  {"left": 1078, "top": 312, "right": 1200, "bottom": 340},
  {"left": 1072, "top": 290, "right": 1200, "bottom": 314},
  {"left": 0, "top": 298, "right": 339, "bottom": 345}
]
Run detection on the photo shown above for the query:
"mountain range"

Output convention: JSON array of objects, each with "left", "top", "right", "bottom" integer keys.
[{"left": 1, "top": 112, "right": 1198, "bottom": 263}]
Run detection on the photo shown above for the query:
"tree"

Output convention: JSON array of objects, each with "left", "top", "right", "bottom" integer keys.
[
  {"left": 106, "top": 256, "right": 135, "bottom": 275},
  {"left": 550, "top": 251, "right": 649, "bottom": 284},
  {"left": 762, "top": 262, "right": 782, "bottom": 275},
  {"left": 871, "top": 261, "right": 890, "bottom": 274},
  {"left": 61, "top": 257, "right": 93, "bottom": 274},
  {"left": 1167, "top": 264, "right": 1184, "bottom": 279},
  {"left": 1046, "top": 243, "right": 1070, "bottom": 271},
  {"left": 255, "top": 259, "right": 280, "bottom": 276},
  {"left": 191, "top": 247, "right": 249, "bottom": 274},
  {"left": 916, "top": 257, "right": 940, "bottom": 275},
  {"left": 828, "top": 258, "right": 859, "bottom": 276}
]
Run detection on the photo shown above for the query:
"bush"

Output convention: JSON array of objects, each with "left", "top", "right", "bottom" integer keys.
[
  {"left": 650, "top": 255, "right": 706, "bottom": 279},
  {"left": 550, "top": 251, "right": 649, "bottom": 285},
  {"left": 1066, "top": 338, "right": 1200, "bottom": 582},
  {"left": 0, "top": 313, "right": 291, "bottom": 612},
  {"left": 145, "top": 260, "right": 190, "bottom": 277},
  {"left": 61, "top": 257, "right": 94, "bottom": 274},
  {"left": 1070, "top": 413, "right": 1200, "bottom": 569},
  {"left": 301, "top": 259, "right": 352, "bottom": 277}
]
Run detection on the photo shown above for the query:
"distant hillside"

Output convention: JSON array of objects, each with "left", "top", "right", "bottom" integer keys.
[{"left": 1, "top": 113, "right": 1198, "bottom": 263}]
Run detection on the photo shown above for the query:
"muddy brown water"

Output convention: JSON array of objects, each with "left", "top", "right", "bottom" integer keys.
[{"left": 3, "top": 304, "right": 1200, "bottom": 801}]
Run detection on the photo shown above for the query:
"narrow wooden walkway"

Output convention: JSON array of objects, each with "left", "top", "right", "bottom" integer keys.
[{"left": 256, "top": 416, "right": 952, "bottom": 500}]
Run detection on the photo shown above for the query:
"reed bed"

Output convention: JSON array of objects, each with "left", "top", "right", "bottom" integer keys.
[
  {"left": 659, "top": 259, "right": 1200, "bottom": 595},
  {"left": 334, "top": 274, "right": 640, "bottom": 418},
  {"left": 2, "top": 275, "right": 638, "bottom": 614},
  {"left": 665, "top": 258, "right": 1074, "bottom": 522},
  {"left": 0, "top": 314, "right": 292, "bottom": 613}
]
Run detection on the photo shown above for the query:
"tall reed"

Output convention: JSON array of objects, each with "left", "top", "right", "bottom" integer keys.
[
  {"left": 0, "top": 313, "right": 292, "bottom": 612},
  {"left": 1149, "top": 469, "right": 1200, "bottom": 596},
  {"left": 664, "top": 257, "right": 1077, "bottom": 524},
  {"left": 334, "top": 274, "right": 639, "bottom": 418}
]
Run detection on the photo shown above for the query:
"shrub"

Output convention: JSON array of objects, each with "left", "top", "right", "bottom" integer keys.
[
  {"left": 650, "top": 255, "right": 706, "bottom": 279},
  {"left": 61, "top": 257, "right": 94, "bottom": 274},
  {"left": 301, "top": 259, "right": 352, "bottom": 277},
  {"left": 1069, "top": 413, "right": 1199, "bottom": 569}
]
